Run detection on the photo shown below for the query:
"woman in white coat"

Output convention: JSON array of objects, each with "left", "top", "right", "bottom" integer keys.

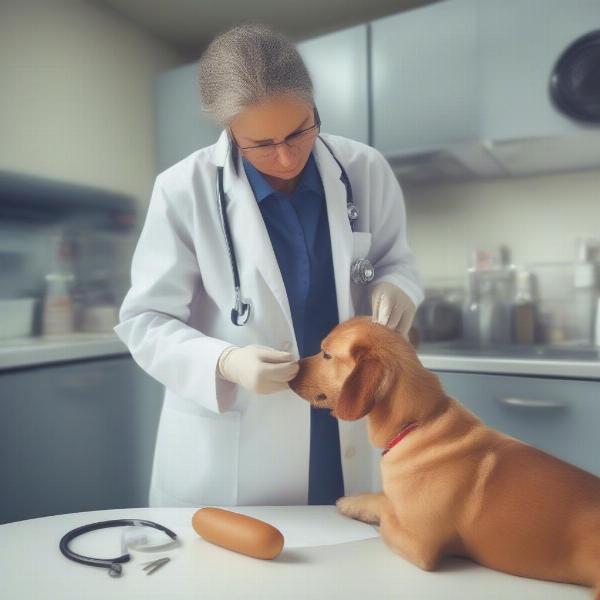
[{"left": 115, "top": 24, "right": 424, "bottom": 508}]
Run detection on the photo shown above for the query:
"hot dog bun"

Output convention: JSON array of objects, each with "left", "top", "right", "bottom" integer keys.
[{"left": 192, "top": 507, "right": 284, "bottom": 560}]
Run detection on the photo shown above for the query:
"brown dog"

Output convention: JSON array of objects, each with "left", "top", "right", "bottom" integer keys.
[{"left": 289, "top": 316, "right": 600, "bottom": 598}]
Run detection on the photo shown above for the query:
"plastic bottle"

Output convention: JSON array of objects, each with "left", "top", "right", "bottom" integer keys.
[
  {"left": 463, "top": 272, "right": 480, "bottom": 344},
  {"left": 573, "top": 238, "right": 597, "bottom": 344},
  {"left": 510, "top": 269, "right": 535, "bottom": 344},
  {"left": 41, "top": 234, "right": 76, "bottom": 336},
  {"left": 42, "top": 273, "right": 75, "bottom": 335}
]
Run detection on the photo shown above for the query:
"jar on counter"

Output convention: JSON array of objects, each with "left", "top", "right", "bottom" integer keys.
[{"left": 42, "top": 272, "right": 75, "bottom": 336}]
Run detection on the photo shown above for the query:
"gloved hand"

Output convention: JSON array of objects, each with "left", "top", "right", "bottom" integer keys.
[
  {"left": 371, "top": 282, "right": 417, "bottom": 337},
  {"left": 217, "top": 344, "right": 299, "bottom": 394}
]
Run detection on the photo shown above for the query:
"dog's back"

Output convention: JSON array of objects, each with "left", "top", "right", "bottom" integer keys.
[{"left": 446, "top": 404, "right": 600, "bottom": 594}]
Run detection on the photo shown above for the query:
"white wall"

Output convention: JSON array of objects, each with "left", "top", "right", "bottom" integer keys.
[
  {"left": 0, "top": 0, "right": 186, "bottom": 206},
  {"left": 403, "top": 168, "right": 600, "bottom": 285}
]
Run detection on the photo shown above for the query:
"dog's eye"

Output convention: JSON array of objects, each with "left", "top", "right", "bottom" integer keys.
[{"left": 323, "top": 351, "right": 332, "bottom": 360}]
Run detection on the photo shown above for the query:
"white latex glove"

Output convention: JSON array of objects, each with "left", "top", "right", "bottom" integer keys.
[
  {"left": 217, "top": 344, "right": 299, "bottom": 394},
  {"left": 371, "top": 282, "right": 417, "bottom": 337}
]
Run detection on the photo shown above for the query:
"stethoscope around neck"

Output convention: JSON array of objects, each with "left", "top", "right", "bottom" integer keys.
[{"left": 216, "top": 135, "right": 375, "bottom": 326}]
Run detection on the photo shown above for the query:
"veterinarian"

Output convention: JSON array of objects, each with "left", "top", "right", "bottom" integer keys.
[{"left": 115, "top": 24, "right": 423, "bottom": 508}]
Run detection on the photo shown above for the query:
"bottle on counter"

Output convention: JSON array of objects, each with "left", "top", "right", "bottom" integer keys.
[
  {"left": 41, "top": 234, "right": 76, "bottom": 336},
  {"left": 573, "top": 238, "right": 598, "bottom": 344},
  {"left": 80, "top": 270, "right": 119, "bottom": 334},
  {"left": 42, "top": 272, "right": 75, "bottom": 335},
  {"left": 510, "top": 269, "right": 536, "bottom": 345},
  {"left": 463, "top": 271, "right": 481, "bottom": 344}
]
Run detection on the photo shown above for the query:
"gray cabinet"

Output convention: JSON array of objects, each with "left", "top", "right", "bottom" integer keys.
[
  {"left": 0, "top": 357, "right": 163, "bottom": 524},
  {"left": 435, "top": 371, "right": 600, "bottom": 477},
  {"left": 297, "top": 25, "right": 370, "bottom": 144},
  {"left": 479, "top": 0, "right": 600, "bottom": 142},
  {"left": 371, "top": 0, "right": 479, "bottom": 155},
  {"left": 371, "top": 0, "right": 600, "bottom": 161},
  {"left": 155, "top": 63, "right": 222, "bottom": 173}
]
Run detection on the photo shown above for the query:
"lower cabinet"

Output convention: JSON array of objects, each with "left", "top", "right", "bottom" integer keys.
[
  {"left": 0, "top": 356, "right": 163, "bottom": 524},
  {"left": 435, "top": 371, "right": 600, "bottom": 477}
]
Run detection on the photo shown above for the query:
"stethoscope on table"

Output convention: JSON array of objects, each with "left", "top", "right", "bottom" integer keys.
[
  {"left": 217, "top": 135, "right": 375, "bottom": 326},
  {"left": 59, "top": 519, "right": 178, "bottom": 577}
]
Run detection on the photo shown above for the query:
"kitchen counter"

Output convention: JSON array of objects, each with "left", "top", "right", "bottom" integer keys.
[
  {"left": 1, "top": 334, "right": 599, "bottom": 380},
  {"left": 419, "top": 353, "right": 600, "bottom": 379},
  {"left": 419, "top": 341, "right": 600, "bottom": 379},
  {"left": 0, "top": 506, "right": 589, "bottom": 599},
  {"left": 0, "top": 332, "right": 127, "bottom": 371}
]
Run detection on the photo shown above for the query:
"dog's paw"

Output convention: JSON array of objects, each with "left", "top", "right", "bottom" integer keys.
[
  {"left": 336, "top": 496, "right": 357, "bottom": 517},
  {"left": 336, "top": 495, "right": 380, "bottom": 525}
]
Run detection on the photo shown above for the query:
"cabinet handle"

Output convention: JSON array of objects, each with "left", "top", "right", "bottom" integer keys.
[{"left": 497, "top": 397, "right": 567, "bottom": 409}]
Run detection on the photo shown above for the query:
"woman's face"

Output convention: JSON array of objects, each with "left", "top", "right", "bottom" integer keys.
[{"left": 228, "top": 95, "right": 318, "bottom": 181}]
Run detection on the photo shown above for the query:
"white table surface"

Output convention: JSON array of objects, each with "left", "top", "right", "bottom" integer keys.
[{"left": 0, "top": 506, "right": 590, "bottom": 599}]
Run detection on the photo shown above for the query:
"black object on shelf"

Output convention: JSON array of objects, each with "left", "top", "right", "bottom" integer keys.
[{"left": 549, "top": 30, "right": 600, "bottom": 123}]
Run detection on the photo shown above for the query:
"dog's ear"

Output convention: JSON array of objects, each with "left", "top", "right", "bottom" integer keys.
[{"left": 335, "top": 349, "right": 384, "bottom": 421}]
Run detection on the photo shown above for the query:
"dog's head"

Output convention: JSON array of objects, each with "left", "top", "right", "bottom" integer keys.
[{"left": 289, "top": 316, "right": 417, "bottom": 420}]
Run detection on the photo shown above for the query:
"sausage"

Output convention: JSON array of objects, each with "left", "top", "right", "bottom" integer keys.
[{"left": 191, "top": 507, "right": 284, "bottom": 560}]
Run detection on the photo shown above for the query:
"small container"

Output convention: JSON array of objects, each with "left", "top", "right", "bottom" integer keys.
[
  {"left": 511, "top": 269, "right": 536, "bottom": 344},
  {"left": 42, "top": 273, "right": 75, "bottom": 336},
  {"left": 81, "top": 304, "right": 118, "bottom": 333},
  {"left": 0, "top": 297, "right": 36, "bottom": 339},
  {"left": 573, "top": 238, "right": 598, "bottom": 344}
]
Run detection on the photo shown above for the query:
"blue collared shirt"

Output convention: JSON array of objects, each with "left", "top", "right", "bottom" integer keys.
[
  {"left": 242, "top": 153, "right": 339, "bottom": 358},
  {"left": 243, "top": 152, "right": 344, "bottom": 505}
]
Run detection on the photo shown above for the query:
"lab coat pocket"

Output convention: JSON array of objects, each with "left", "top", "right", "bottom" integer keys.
[
  {"left": 155, "top": 407, "right": 240, "bottom": 506},
  {"left": 351, "top": 232, "right": 373, "bottom": 316}
]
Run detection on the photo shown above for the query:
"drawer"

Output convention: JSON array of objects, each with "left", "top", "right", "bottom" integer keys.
[{"left": 435, "top": 371, "right": 600, "bottom": 477}]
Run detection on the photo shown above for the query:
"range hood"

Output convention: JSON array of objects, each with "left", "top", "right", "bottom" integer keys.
[{"left": 389, "top": 131, "right": 600, "bottom": 184}]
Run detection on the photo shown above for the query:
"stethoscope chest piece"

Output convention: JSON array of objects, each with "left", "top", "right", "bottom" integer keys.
[
  {"left": 108, "top": 563, "right": 123, "bottom": 578},
  {"left": 232, "top": 286, "right": 251, "bottom": 326},
  {"left": 347, "top": 202, "right": 359, "bottom": 224},
  {"left": 351, "top": 258, "right": 375, "bottom": 285}
]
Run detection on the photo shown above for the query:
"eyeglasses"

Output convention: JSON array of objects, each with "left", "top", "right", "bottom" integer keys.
[{"left": 231, "top": 109, "right": 321, "bottom": 160}]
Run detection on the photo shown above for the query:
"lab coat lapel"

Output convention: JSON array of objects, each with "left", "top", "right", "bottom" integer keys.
[
  {"left": 213, "top": 132, "right": 295, "bottom": 337},
  {"left": 313, "top": 137, "right": 354, "bottom": 323}
]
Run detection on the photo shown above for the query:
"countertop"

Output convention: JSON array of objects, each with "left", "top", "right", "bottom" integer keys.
[
  {"left": 419, "top": 352, "right": 600, "bottom": 379},
  {"left": 419, "top": 341, "right": 600, "bottom": 379},
  {"left": 0, "top": 332, "right": 126, "bottom": 371},
  {"left": 0, "top": 333, "right": 599, "bottom": 379},
  {"left": 0, "top": 506, "right": 589, "bottom": 599}
]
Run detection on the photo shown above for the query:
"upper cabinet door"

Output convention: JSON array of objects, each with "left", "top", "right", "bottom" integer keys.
[
  {"left": 479, "top": 0, "right": 600, "bottom": 141},
  {"left": 370, "top": 0, "right": 479, "bottom": 157},
  {"left": 298, "top": 25, "right": 370, "bottom": 145},
  {"left": 155, "top": 63, "right": 222, "bottom": 173}
]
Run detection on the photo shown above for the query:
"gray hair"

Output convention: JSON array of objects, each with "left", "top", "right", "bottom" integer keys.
[{"left": 198, "top": 23, "right": 314, "bottom": 125}]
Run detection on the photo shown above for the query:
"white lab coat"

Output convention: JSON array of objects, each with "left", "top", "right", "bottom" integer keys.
[{"left": 115, "top": 130, "right": 423, "bottom": 508}]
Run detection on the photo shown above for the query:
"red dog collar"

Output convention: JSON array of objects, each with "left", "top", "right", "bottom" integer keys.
[{"left": 382, "top": 422, "right": 418, "bottom": 456}]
